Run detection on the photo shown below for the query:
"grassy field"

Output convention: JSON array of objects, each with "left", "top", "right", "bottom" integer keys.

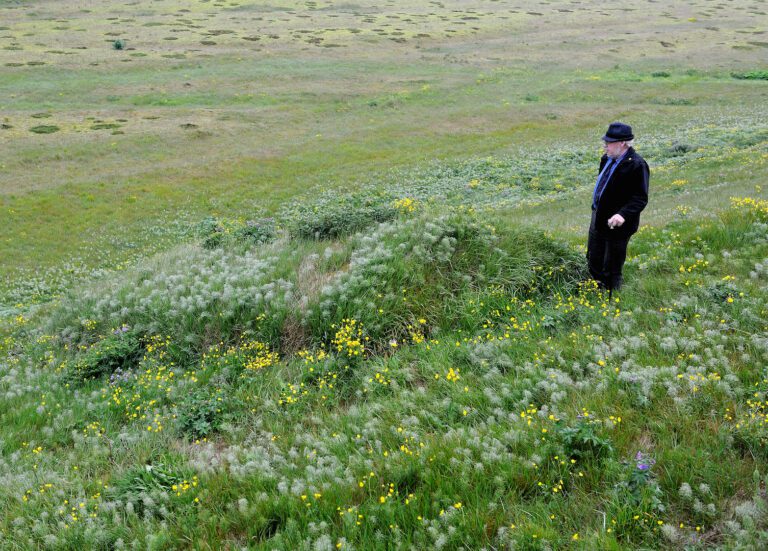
[
  {"left": 2, "top": 0, "right": 767, "bottom": 283},
  {"left": 2, "top": 0, "right": 768, "bottom": 549}
]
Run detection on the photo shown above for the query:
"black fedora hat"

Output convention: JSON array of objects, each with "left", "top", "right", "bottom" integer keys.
[{"left": 602, "top": 122, "right": 634, "bottom": 142}]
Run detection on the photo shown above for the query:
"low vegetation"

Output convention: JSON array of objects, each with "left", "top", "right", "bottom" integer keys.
[
  {"left": 2, "top": 0, "right": 768, "bottom": 549},
  {"left": 2, "top": 193, "right": 768, "bottom": 549}
]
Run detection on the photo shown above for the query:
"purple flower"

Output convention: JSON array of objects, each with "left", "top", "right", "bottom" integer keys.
[
  {"left": 635, "top": 451, "right": 656, "bottom": 471},
  {"left": 112, "top": 324, "right": 130, "bottom": 335},
  {"left": 109, "top": 367, "right": 134, "bottom": 385}
]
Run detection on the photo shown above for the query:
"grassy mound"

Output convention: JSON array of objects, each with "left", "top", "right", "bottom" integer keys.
[
  {"left": 47, "top": 209, "right": 585, "bottom": 363},
  {"left": 300, "top": 211, "right": 585, "bottom": 346}
]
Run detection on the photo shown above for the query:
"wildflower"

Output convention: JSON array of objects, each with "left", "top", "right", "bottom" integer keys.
[
  {"left": 393, "top": 197, "right": 419, "bottom": 213},
  {"left": 635, "top": 451, "right": 656, "bottom": 471},
  {"left": 446, "top": 367, "right": 460, "bottom": 382},
  {"left": 333, "top": 319, "right": 365, "bottom": 357}
]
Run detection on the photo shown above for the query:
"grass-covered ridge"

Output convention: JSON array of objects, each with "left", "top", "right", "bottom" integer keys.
[
  {"left": 47, "top": 208, "right": 585, "bottom": 356},
  {"left": 2, "top": 197, "right": 768, "bottom": 549}
]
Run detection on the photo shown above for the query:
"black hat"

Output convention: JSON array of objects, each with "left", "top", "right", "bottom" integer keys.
[{"left": 602, "top": 122, "right": 634, "bottom": 142}]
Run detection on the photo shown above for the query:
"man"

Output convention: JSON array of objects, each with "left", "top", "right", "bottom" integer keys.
[{"left": 587, "top": 122, "right": 649, "bottom": 293}]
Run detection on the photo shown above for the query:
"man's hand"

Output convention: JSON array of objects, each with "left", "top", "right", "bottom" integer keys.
[{"left": 607, "top": 214, "right": 625, "bottom": 229}]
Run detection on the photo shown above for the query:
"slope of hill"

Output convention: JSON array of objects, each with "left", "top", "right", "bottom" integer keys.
[{"left": 2, "top": 195, "right": 768, "bottom": 549}]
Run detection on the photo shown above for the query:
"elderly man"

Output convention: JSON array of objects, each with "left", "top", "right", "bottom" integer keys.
[{"left": 587, "top": 122, "right": 650, "bottom": 293}]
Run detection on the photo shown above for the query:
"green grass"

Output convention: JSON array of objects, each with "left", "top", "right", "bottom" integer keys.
[
  {"left": 2, "top": 0, "right": 768, "bottom": 283},
  {"left": 2, "top": 0, "right": 768, "bottom": 549},
  {"left": 2, "top": 196, "right": 768, "bottom": 549}
]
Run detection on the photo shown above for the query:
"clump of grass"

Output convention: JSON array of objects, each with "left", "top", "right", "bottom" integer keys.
[
  {"left": 732, "top": 70, "right": 768, "bottom": 80},
  {"left": 197, "top": 216, "right": 276, "bottom": 248},
  {"left": 283, "top": 190, "right": 398, "bottom": 239},
  {"left": 90, "top": 123, "right": 121, "bottom": 130},
  {"left": 47, "top": 243, "right": 292, "bottom": 354},
  {"left": 29, "top": 125, "right": 59, "bottom": 134}
]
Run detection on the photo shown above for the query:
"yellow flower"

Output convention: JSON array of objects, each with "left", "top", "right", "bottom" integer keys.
[{"left": 393, "top": 197, "right": 419, "bottom": 213}]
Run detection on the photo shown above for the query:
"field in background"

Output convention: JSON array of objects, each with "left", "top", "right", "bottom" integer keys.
[{"left": 2, "top": 0, "right": 767, "bottom": 289}]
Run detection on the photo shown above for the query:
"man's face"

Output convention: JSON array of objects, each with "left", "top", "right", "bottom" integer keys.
[{"left": 603, "top": 140, "right": 626, "bottom": 159}]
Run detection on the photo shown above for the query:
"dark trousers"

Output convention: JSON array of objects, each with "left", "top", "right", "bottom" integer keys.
[{"left": 587, "top": 225, "right": 630, "bottom": 291}]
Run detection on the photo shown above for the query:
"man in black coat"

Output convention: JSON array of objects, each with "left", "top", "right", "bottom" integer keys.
[{"left": 587, "top": 122, "right": 649, "bottom": 292}]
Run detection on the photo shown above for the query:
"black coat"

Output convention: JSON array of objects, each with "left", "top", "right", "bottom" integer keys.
[{"left": 591, "top": 147, "right": 649, "bottom": 238}]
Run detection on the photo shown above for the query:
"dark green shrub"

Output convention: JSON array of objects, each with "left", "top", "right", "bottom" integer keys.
[
  {"left": 113, "top": 39, "right": 126, "bottom": 50},
  {"left": 198, "top": 216, "right": 226, "bottom": 249},
  {"left": 286, "top": 195, "right": 397, "bottom": 239},
  {"left": 702, "top": 280, "right": 739, "bottom": 303},
  {"left": 666, "top": 141, "right": 696, "bottom": 156},
  {"left": 109, "top": 461, "right": 194, "bottom": 517},
  {"left": 235, "top": 218, "right": 276, "bottom": 244},
  {"left": 651, "top": 97, "right": 695, "bottom": 106},
  {"left": 65, "top": 330, "right": 143, "bottom": 384},
  {"left": 197, "top": 216, "right": 276, "bottom": 249}
]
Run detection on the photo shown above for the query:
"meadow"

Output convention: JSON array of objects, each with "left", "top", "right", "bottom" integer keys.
[{"left": 2, "top": 0, "right": 768, "bottom": 549}]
